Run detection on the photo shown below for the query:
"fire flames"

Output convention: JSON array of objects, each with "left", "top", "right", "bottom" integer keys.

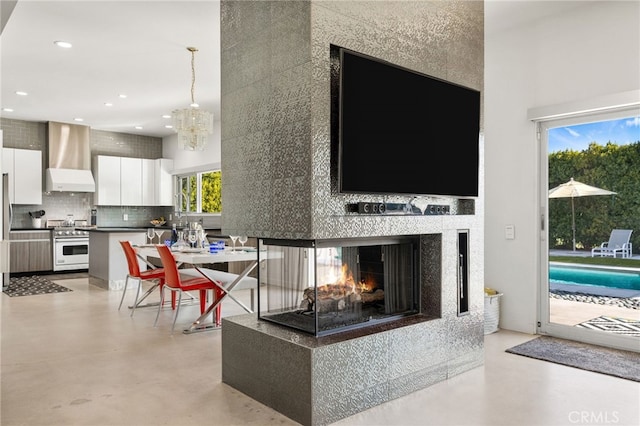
[
  {"left": 300, "top": 263, "right": 383, "bottom": 313},
  {"left": 317, "top": 264, "right": 377, "bottom": 298}
]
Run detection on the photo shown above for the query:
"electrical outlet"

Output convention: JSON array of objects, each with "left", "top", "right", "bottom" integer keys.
[{"left": 123, "top": 214, "right": 128, "bottom": 221}]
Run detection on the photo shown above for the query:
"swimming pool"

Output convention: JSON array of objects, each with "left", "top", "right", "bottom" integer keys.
[{"left": 549, "top": 265, "right": 640, "bottom": 291}]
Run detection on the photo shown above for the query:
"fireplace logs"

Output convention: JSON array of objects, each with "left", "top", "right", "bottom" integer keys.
[{"left": 299, "top": 285, "right": 384, "bottom": 313}]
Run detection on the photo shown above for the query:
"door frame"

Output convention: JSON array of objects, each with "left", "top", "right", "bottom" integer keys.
[{"left": 529, "top": 91, "right": 640, "bottom": 352}]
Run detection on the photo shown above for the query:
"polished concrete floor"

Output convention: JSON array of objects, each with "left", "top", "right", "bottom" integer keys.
[{"left": 2, "top": 276, "right": 639, "bottom": 426}]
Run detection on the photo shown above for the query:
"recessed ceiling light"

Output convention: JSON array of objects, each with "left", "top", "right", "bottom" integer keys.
[
  {"left": 134, "top": 126, "right": 143, "bottom": 130},
  {"left": 2, "top": 108, "right": 14, "bottom": 112},
  {"left": 74, "top": 118, "right": 84, "bottom": 122},
  {"left": 165, "top": 125, "right": 173, "bottom": 129},
  {"left": 54, "top": 40, "right": 72, "bottom": 48},
  {"left": 162, "top": 114, "right": 171, "bottom": 119},
  {"left": 15, "top": 91, "right": 28, "bottom": 96},
  {"left": 118, "top": 94, "right": 127, "bottom": 99},
  {"left": 104, "top": 102, "right": 113, "bottom": 107}
]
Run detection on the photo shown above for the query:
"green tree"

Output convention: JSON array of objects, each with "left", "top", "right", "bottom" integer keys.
[
  {"left": 548, "top": 141, "right": 640, "bottom": 253},
  {"left": 202, "top": 171, "right": 222, "bottom": 213}
]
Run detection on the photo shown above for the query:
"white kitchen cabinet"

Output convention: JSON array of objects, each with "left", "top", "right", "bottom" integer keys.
[
  {"left": 141, "top": 158, "right": 156, "bottom": 205},
  {"left": 93, "top": 155, "right": 121, "bottom": 205},
  {"left": 94, "top": 155, "right": 173, "bottom": 206},
  {"left": 2, "top": 148, "right": 42, "bottom": 205},
  {"left": 120, "top": 157, "right": 142, "bottom": 205},
  {"left": 155, "top": 158, "right": 174, "bottom": 206}
]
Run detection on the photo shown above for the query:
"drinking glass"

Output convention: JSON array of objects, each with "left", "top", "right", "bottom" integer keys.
[
  {"left": 147, "top": 228, "right": 155, "bottom": 244},
  {"left": 188, "top": 230, "right": 198, "bottom": 248},
  {"left": 172, "top": 231, "right": 187, "bottom": 251},
  {"left": 238, "top": 235, "right": 248, "bottom": 250},
  {"left": 229, "top": 235, "right": 239, "bottom": 253},
  {"left": 154, "top": 229, "right": 164, "bottom": 245}
]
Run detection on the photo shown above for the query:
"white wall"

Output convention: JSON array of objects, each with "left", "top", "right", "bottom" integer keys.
[{"left": 485, "top": 1, "right": 640, "bottom": 333}]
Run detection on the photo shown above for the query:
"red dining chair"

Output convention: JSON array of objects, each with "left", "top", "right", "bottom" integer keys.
[
  {"left": 154, "top": 244, "right": 224, "bottom": 333},
  {"left": 118, "top": 240, "right": 168, "bottom": 317}
]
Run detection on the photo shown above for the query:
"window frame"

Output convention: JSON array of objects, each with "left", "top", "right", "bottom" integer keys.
[{"left": 175, "top": 169, "right": 221, "bottom": 215}]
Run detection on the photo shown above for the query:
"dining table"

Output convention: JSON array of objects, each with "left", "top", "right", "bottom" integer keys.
[{"left": 134, "top": 245, "right": 261, "bottom": 334}]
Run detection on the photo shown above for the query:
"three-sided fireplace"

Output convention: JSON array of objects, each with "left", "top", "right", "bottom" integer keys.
[{"left": 257, "top": 236, "right": 420, "bottom": 336}]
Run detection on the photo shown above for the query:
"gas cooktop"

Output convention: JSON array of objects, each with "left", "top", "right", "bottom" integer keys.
[
  {"left": 47, "top": 219, "right": 93, "bottom": 238},
  {"left": 53, "top": 229, "right": 90, "bottom": 238}
]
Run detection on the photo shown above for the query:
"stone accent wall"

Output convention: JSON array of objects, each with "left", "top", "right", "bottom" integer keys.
[
  {"left": 220, "top": 0, "right": 483, "bottom": 241},
  {"left": 220, "top": 2, "right": 484, "bottom": 425}
]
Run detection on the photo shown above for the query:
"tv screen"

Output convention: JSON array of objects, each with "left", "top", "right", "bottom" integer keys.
[{"left": 334, "top": 46, "right": 480, "bottom": 197}]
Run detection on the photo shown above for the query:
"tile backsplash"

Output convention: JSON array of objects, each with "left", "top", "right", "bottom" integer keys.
[{"left": 9, "top": 194, "right": 172, "bottom": 229}]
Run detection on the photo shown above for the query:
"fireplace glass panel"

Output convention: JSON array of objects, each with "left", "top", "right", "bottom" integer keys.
[{"left": 257, "top": 237, "right": 420, "bottom": 336}]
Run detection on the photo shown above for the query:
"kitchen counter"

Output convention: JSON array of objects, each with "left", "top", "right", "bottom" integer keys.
[{"left": 88, "top": 229, "right": 147, "bottom": 290}]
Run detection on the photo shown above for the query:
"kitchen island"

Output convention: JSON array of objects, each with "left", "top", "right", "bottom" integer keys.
[{"left": 88, "top": 228, "right": 147, "bottom": 290}]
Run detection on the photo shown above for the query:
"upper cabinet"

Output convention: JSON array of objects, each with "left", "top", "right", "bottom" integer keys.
[
  {"left": 120, "top": 157, "right": 142, "bottom": 205},
  {"left": 141, "top": 158, "right": 155, "bottom": 206},
  {"left": 2, "top": 148, "right": 42, "bottom": 205},
  {"left": 155, "top": 158, "right": 174, "bottom": 206},
  {"left": 93, "top": 155, "right": 173, "bottom": 206},
  {"left": 93, "top": 155, "right": 121, "bottom": 205}
]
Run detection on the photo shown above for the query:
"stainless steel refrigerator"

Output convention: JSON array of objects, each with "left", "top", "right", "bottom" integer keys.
[{"left": 2, "top": 173, "right": 11, "bottom": 289}]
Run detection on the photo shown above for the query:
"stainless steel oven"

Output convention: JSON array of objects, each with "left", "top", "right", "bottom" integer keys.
[{"left": 52, "top": 229, "right": 89, "bottom": 271}]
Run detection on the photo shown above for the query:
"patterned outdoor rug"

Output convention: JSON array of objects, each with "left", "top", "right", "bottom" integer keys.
[
  {"left": 506, "top": 335, "right": 640, "bottom": 382},
  {"left": 3, "top": 275, "right": 72, "bottom": 297},
  {"left": 576, "top": 316, "right": 640, "bottom": 337}
]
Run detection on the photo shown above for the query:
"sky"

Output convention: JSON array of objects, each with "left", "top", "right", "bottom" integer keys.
[{"left": 548, "top": 115, "right": 640, "bottom": 153}]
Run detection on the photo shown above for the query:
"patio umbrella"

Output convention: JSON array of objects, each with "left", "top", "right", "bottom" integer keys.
[{"left": 548, "top": 177, "right": 617, "bottom": 251}]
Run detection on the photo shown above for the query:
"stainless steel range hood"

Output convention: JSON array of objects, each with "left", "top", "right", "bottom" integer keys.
[{"left": 46, "top": 122, "right": 96, "bottom": 192}]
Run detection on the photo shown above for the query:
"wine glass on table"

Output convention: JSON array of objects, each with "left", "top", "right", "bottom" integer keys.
[
  {"left": 229, "top": 235, "right": 239, "bottom": 253},
  {"left": 238, "top": 235, "right": 248, "bottom": 251},
  {"left": 147, "top": 228, "right": 155, "bottom": 244},
  {"left": 154, "top": 229, "right": 164, "bottom": 246},
  {"left": 188, "top": 230, "right": 198, "bottom": 248}
]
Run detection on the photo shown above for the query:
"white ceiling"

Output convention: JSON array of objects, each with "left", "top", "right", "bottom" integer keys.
[
  {"left": 0, "top": 1, "right": 592, "bottom": 139},
  {"left": 1, "top": 0, "right": 220, "bottom": 138}
]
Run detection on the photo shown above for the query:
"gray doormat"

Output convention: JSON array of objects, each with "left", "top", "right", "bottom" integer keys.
[
  {"left": 506, "top": 336, "right": 640, "bottom": 382},
  {"left": 3, "top": 275, "right": 73, "bottom": 297}
]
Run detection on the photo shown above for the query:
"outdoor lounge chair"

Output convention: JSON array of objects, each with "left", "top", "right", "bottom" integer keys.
[{"left": 591, "top": 229, "right": 633, "bottom": 258}]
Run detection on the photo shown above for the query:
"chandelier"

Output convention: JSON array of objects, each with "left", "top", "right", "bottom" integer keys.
[{"left": 172, "top": 47, "right": 213, "bottom": 151}]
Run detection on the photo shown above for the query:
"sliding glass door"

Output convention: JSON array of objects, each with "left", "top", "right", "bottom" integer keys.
[{"left": 538, "top": 108, "right": 639, "bottom": 352}]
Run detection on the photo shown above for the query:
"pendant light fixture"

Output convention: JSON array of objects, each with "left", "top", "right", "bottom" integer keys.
[{"left": 172, "top": 47, "right": 213, "bottom": 151}]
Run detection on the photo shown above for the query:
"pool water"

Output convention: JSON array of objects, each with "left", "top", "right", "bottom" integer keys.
[{"left": 549, "top": 266, "right": 640, "bottom": 291}]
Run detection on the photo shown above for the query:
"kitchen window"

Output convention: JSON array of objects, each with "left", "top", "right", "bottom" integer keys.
[{"left": 176, "top": 170, "right": 221, "bottom": 214}]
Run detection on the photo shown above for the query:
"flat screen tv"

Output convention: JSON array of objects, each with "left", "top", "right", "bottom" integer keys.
[{"left": 333, "top": 45, "right": 480, "bottom": 197}]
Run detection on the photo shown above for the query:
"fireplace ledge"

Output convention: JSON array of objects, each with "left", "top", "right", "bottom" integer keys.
[{"left": 221, "top": 313, "right": 483, "bottom": 425}]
